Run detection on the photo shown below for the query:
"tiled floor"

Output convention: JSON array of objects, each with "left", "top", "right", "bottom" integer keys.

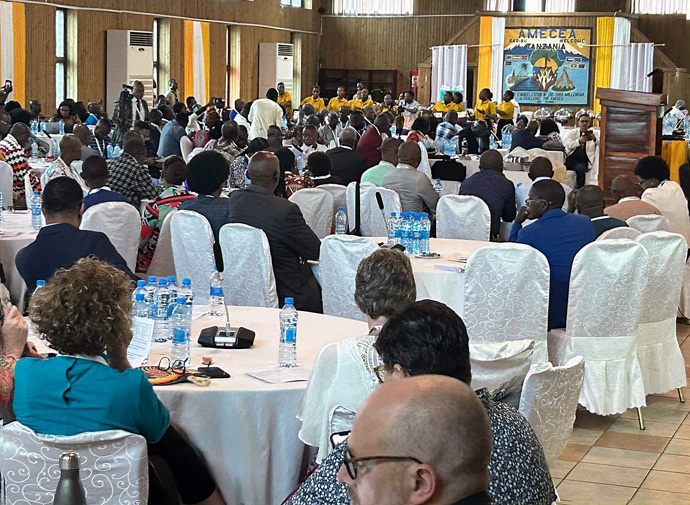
[{"left": 552, "top": 325, "right": 690, "bottom": 504}]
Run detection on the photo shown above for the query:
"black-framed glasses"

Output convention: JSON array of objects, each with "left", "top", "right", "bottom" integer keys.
[
  {"left": 342, "top": 448, "right": 423, "bottom": 480},
  {"left": 373, "top": 363, "right": 412, "bottom": 384},
  {"left": 525, "top": 198, "right": 550, "bottom": 206},
  {"left": 157, "top": 357, "right": 188, "bottom": 374}
]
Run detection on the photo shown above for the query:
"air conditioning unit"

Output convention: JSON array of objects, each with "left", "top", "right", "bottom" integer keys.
[
  {"left": 259, "top": 43, "right": 294, "bottom": 99},
  {"left": 106, "top": 30, "right": 154, "bottom": 115}
]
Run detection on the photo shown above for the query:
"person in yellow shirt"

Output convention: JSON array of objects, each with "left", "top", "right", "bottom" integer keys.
[
  {"left": 376, "top": 93, "right": 398, "bottom": 115},
  {"left": 496, "top": 90, "right": 516, "bottom": 139},
  {"left": 300, "top": 85, "right": 325, "bottom": 112},
  {"left": 277, "top": 82, "right": 293, "bottom": 119},
  {"left": 431, "top": 91, "right": 455, "bottom": 114},
  {"left": 474, "top": 88, "right": 498, "bottom": 126},
  {"left": 451, "top": 92, "right": 466, "bottom": 113},
  {"left": 350, "top": 89, "right": 375, "bottom": 111},
  {"left": 327, "top": 86, "right": 350, "bottom": 112}
]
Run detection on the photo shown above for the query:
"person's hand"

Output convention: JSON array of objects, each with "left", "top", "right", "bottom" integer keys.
[
  {"left": 2, "top": 306, "right": 29, "bottom": 358},
  {"left": 145, "top": 157, "right": 161, "bottom": 167},
  {"left": 515, "top": 205, "right": 529, "bottom": 224},
  {"left": 567, "top": 188, "right": 578, "bottom": 213}
]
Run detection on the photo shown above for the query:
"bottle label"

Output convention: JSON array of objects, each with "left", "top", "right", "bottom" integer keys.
[
  {"left": 173, "top": 327, "right": 188, "bottom": 343},
  {"left": 210, "top": 287, "right": 223, "bottom": 297},
  {"left": 285, "top": 326, "right": 297, "bottom": 344}
]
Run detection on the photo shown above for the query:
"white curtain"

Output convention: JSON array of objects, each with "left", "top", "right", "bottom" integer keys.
[
  {"left": 632, "top": 0, "right": 688, "bottom": 14},
  {"left": 490, "top": 17, "right": 505, "bottom": 100},
  {"left": 0, "top": 2, "right": 14, "bottom": 90},
  {"left": 192, "top": 22, "right": 207, "bottom": 105},
  {"left": 332, "top": 0, "right": 413, "bottom": 15},
  {"left": 610, "top": 17, "right": 631, "bottom": 90},
  {"left": 431, "top": 45, "right": 468, "bottom": 102},
  {"left": 544, "top": 0, "right": 576, "bottom": 11},
  {"left": 624, "top": 43, "right": 655, "bottom": 92},
  {"left": 484, "top": 0, "right": 510, "bottom": 10}
]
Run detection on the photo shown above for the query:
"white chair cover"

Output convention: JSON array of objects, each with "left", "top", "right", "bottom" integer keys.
[
  {"left": 147, "top": 208, "right": 176, "bottom": 278},
  {"left": 289, "top": 188, "right": 334, "bottom": 239},
  {"left": 361, "top": 187, "right": 401, "bottom": 237},
  {"left": 518, "top": 356, "right": 585, "bottom": 462},
  {"left": 464, "top": 244, "right": 550, "bottom": 364},
  {"left": 635, "top": 231, "right": 687, "bottom": 395},
  {"left": 469, "top": 339, "right": 534, "bottom": 392},
  {"left": 180, "top": 136, "right": 193, "bottom": 162},
  {"left": 547, "top": 240, "right": 648, "bottom": 415},
  {"left": 627, "top": 214, "right": 671, "bottom": 233},
  {"left": 317, "top": 183, "right": 347, "bottom": 231},
  {"left": 80, "top": 201, "right": 141, "bottom": 271},
  {"left": 345, "top": 182, "right": 376, "bottom": 233},
  {"left": 219, "top": 223, "right": 279, "bottom": 307},
  {"left": 170, "top": 210, "right": 216, "bottom": 305},
  {"left": 436, "top": 195, "right": 491, "bottom": 241},
  {"left": 3, "top": 422, "right": 148, "bottom": 505},
  {"left": 0, "top": 161, "right": 12, "bottom": 207},
  {"left": 319, "top": 235, "right": 378, "bottom": 320},
  {"left": 24, "top": 173, "right": 33, "bottom": 201},
  {"left": 597, "top": 226, "right": 641, "bottom": 240}
]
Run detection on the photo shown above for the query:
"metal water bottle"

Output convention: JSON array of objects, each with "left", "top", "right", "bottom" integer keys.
[{"left": 53, "top": 452, "right": 87, "bottom": 505}]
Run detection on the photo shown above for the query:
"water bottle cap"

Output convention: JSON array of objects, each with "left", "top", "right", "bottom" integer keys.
[
  {"left": 135, "top": 293, "right": 145, "bottom": 301},
  {"left": 338, "top": 206, "right": 344, "bottom": 211},
  {"left": 284, "top": 297, "right": 294, "bottom": 306},
  {"left": 436, "top": 179, "right": 441, "bottom": 182},
  {"left": 33, "top": 191, "right": 39, "bottom": 196},
  {"left": 158, "top": 278, "right": 167, "bottom": 285},
  {"left": 59, "top": 452, "right": 80, "bottom": 471},
  {"left": 390, "top": 212, "right": 396, "bottom": 217},
  {"left": 177, "top": 297, "right": 186, "bottom": 303},
  {"left": 137, "top": 280, "right": 146, "bottom": 287},
  {"left": 182, "top": 278, "right": 191, "bottom": 285},
  {"left": 36, "top": 280, "right": 46, "bottom": 287},
  {"left": 148, "top": 276, "right": 156, "bottom": 283},
  {"left": 167, "top": 276, "right": 176, "bottom": 283}
]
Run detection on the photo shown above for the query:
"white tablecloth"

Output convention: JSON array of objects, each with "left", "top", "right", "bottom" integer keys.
[
  {"left": 148, "top": 306, "right": 368, "bottom": 505},
  {"left": 0, "top": 212, "right": 36, "bottom": 308}
]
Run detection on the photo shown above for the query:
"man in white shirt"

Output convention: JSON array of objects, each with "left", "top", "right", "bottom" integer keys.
[
  {"left": 248, "top": 88, "right": 283, "bottom": 140},
  {"left": 319, "top": 113, "right": 339, "bottom": 149},
  {"left": 300, "top": 125, "right": 327, "bottom": 158},
  {"left": 399, "top": 90, "right": 419, "bottom": 134},
  {"left": 41, "top": 135, "right": 88, "bottom": 193},
  {"left": 562, "top": 113, "right": 599, "bottom": 188},
  {"left": 515, "top": 157, "right": 571, "bottom": 211}
]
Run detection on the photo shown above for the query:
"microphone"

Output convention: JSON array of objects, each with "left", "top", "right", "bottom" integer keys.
[{"left": 375, "top": 192, "right": 390, "bottom": 237}]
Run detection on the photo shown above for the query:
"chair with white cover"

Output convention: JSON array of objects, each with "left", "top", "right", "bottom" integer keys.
[
  {"left": 627, "top": 214, "right": 671, "bottom": 234},
  {"left": 0, "top": 161, "right": 12, "bottom": 207},
  {"left": 170, "top": 210, "right": 216, "bottom": 305},
  {"left": 24, "top": 173, "right": 33, "bottom": 202},
  {"left": 547, "top": 240, "right": 649, "bottom": 426},
  {"left": 597, "top": 226, "right": 641, "bottom": 240},
  {"left": 345, "top": 181, "right": 375, "bottom": 233},
  {"left": 361, "top": 187, "right": 401, "bottom": 237},
  {"left": 80, "top": 201, "right": 141, "bottom": 271},
  {"left": 319, "top": 235, "right": 378, "bottom": 320},
  {"left": 147, "top": 208, "right": 177, "bottom": 278},
  {"left": 318, "top": 184, "right": 347, "bottom": 215},
  {"left": 180, "top": 136, "right": 193, "bottom": 162},
  {"left": 436, "top": 195, "right": 491, "bottom": 241},
  {"left": 518, "top": 356, "right": 585, "bottom": 461},
  {"left": 289, "top": 188, "right": 334, "bottom": 239},
  {"left": 3, "top": 421, "right": 148, "bottom": 505},
  {"left": 469, "top": 340, "right": 534, "bottom": 392},
  {"left": 464, "top": 244, "right": 550, "bottom": 364},
  {"left": 218, "top": 223, "right": 279, "bottom": 307},
  {"left": 635, "top": 231, "right": 687, "bottom": 401}
]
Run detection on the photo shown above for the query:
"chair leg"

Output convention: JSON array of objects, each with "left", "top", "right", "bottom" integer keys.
[
  {"left": 679, "top": 388, "right": 686, "bottom": 404},
  {"left": 637, "top": 407, "right": 645, "bottom": 430}
]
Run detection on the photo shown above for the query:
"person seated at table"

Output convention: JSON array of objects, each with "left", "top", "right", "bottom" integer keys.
[
  {"left": 228, "top": 137, "right": 269, "bottom": 190},
  {"left": 82, "top": 155, "right": 129, "bottom": 211},
  {"left": 538, "top": 118, "right": 565, "bottom": 151},
  {"left": 0, "top": 122, "right": 39, "bottom": 208},
  {"left": 356, "top": 114, "right": 390, "bottom": 168},
  {"left": 12, "top": 258, "right": 227, "bottom": 505},
  {"left": 510, "top": 119, "right": 544, "bottom": 152},
  {"left": 138, "top": 156, "right": 196, "bottom": 273},
  {"left": 89, "top": 118, "right": 112, "bottom": 158},
  {"left": 361, "top": 137, "right": 402, "bottom": 187},
  {"left": 635, "top": 155, "right": 690, "bottom": 245},
  {"left": 326, "top": 128, "right": 368, "bottom": 186},
  {"left": 42, "top": 135, "right": 88, "bottom": 193},
  {"left": 459, "top": 150, "right": 516, "bottom": 239},
  {"left": 287, "top": 300, "right": 557, "bottom": 505},
  {"left": 205, "top": 120, "right": 241, "bottom": 163},
  {"left": 569, "top": 185, "right": 628, "bottom": 238},
  {"left": 605, "top": 174, "right": 663, "bottom": 221},
  {"left": 383, "top": 140, "right": 438, "bottom": 214},
  {"left": 515, "top": 156, "right": 571, "bottom": 210},
  {"left": 563, "top": 113, "right": 599, "bottom": 189},
  {"left": 435, "top": 110, "right": 461, "bottom": 142},
  {"left": 15, "top": 178, "right": 137, "bottom": 290},
  {"left": 510, "top": 179, "right": 593, "bottom": 329},
  {"left": 297, "top": 124, "right": 328, "bottom": 159},
  {"left": 106, "top": 131, "right": 160, "bottom": 209},
  {"left": 72, "top": 123, "right": 100, "bottom": 160},
  {"left": 306, "top": 151, "right": 341, "bottom": 187},
  {"left": 227, "top": 151, "right": 322, "bottom": 312},
  {"left": 157, "top": 111, "right": 189, "bottom": 157},
  {"left": 50, "top": 100, "right": 81, "bottom": 132}
]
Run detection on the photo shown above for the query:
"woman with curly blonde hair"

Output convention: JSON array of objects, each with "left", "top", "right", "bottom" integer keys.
[{"left": 12, "top": 257, "right": 227, "bottom": 505}]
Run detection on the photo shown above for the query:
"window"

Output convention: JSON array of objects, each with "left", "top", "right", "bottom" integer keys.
[
  {"left": 484, "top": 0, "right": 575, "bottom": 11},
  {"left": 281, "top": 0, "right": 302, "bottom": 7},
  {"left": 332, "top": 0, "right": 413, "bottom": 15},
  {"left": 152, "top": 19, "right": 160, "bottom": 95},
  {"left": 632, "top": 0, "right": 689, "bottom": 15},
  {"left": 55, "top": 9, "right": 66, "bottom": 108}
]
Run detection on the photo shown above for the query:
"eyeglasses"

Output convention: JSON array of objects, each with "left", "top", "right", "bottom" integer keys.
[
  {"left": 525, "top": 198, "right": 550, "bottom": 206},
  {"left": 342, "top": 448, "right": 423, "bottom": 480},
  {"left": 157, "top": 356, "right": 189, "bottom": 374},
  {"left": 373, "top": 363, "right": 412, "bottom": 384}
]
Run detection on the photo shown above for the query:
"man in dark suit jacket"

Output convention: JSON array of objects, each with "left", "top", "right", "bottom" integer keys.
[
  {"left": 510, "top": 120, "right": 545, "bottom": 152},
  {"left": 16, "top": 177, "right": 137, "bottom": 291},
  {"left": 112, "top": 80, "right": 150, "bottom": 143},
  {"left": 326, "top": 128, "right": 368, "bottom": 186},
  {"left": 227, "top": 152, "right": 323, "bottom": 313},
  {"left": 356, "top": 115, "right": 390, "bottom": 168}
]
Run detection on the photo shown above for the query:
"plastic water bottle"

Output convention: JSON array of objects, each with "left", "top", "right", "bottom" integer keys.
[
  {"left": 31, "top": 139, "right": 38, "bottom": 159},
  {"left": 335, "top": 206, "right": 347, "bottom": 235},
  {"left": 210, "top": 267, "right": 224, "bottom": 316},
  {"left": 133, "top": 292, "right": 149, "bottom": 318},
  {"left": 489, "top": 134, "right": 498, "bottom": 151},
  {"left": 179, "top": 278, "right": 194, "bottom": 306},
  {"left": 387, "top": 212, "right": 398, "bottom": 246},
  {"left": 400, "top": 212, "right": 411, "bottom": 251},
  {"left": 58, "top": 119, "right": 65, "bottom": 135},
  {"left": 434, "top": 136, "right": 445, "bottom": 153},
  {"left": 502, "top": 129, "right": 512, "bottom": 151},
  {"left": 461, "top": 137, "right": 469, "bottom": 155},
  {"left": 395, "top": 212, "right": 404, "bottom": 245},
  {"left": 40, "top": 120, "right": 46, "bottom": 134},
  {"left": 114, "top": 144, "right": 122, "bottom": 157},
  {"left": 107, "top": 143, "right": 114, "bottom": 158},
  {"left": 132, "top": 279, "right": 147, "bottom": 303},
  {"left": 167, "top": 276, "right": 179, "bottom": 315},
  {"left": 53, "top": 452, "right": 87, "bottom": 505},
  {"left": 444, "top": 137, "right": 456, "bottom": 156},
  {"left": 51, "top": 139, "right": 59, "bottom": 159},
  {"left": 30, "top": 119, "right": 37, "bottom": 135},
  {"left": 420, "top": 212, "right": 431, "bottom": 254},
  {"left": 31, "top": 191, "right": 42, "bottom": 230},
  {"left": 434, "top": 179, "right": 443, "bottom": 198},
  {"left": 296, "top": 153, "right": 304, "bottom": 175},
  {"left": 411, "top": 213, "right": 422, "bottom": 255},
  {"left": 152, "top": 278, "right": 171, "bottom": 343},
  {"left": 144, "top": 276, "right": 157, "bottom": 305},
  {"left": 171, "top": 297, "right": 191, "bottom": 364},
  {"left": 279, "top": 297, "right": 298, "bottom": 367}
]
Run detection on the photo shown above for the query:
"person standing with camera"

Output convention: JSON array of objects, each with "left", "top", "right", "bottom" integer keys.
[{"left": 112, "top": 80, "right": 149, "bottom": 143}]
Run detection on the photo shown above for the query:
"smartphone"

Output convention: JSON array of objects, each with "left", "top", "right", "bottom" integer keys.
[{"left": 197, "top": 366, "right": 231, "bottom": 379}]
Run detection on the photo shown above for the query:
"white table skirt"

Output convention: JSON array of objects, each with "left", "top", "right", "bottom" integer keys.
[{"left": 0, "top": 212, "right": 36, "bottom": 309}]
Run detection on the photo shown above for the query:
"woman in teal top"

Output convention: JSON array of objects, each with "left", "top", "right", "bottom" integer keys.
[{"left": 12, "top": 257, "right": 227, "bottom": 505}]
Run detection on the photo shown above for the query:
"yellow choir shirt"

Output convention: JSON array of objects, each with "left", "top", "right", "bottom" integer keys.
[
  {"left": 376, "top": 104, "right": 398, "bottom": 115},
  {"left": 474, "top": 99, "right": 497, "bottom": 120},
  {"left": 431, "top": 101, "right": 455, "bottom": 113},
  {"left": 327, "top": 97, "right": 350, "bottom": 112},
  {"left": 350, "top": 98, "right": 375, "bottom": 111},
  {"left": 278, "top": 92, "right": 293, "bottom": 117},
  {"left": 451, "top": 102, "right": 465, "bottom": 113},
  {"left": 300, "top": 96, "right": 325, "bottom": 111},
  {"left": 496, "top": 101, "right": 515, "bottom": 121}
]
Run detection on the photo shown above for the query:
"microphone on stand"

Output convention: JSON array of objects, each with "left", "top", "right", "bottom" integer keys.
[
  {"left": 375, "top": 192, "right": 390, "bottom": 238},
  {"left": 627, "top": 68, "right": 661, "bottom": 91}
]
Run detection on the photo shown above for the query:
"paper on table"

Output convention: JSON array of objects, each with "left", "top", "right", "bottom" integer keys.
[
  {"left": 433, "top": 264, "right": 465, "bottom": 273},
  {"left": 247, "top": 368, "right": 312, "bottom": 384},
  {"left": 128, "top": 316, "right": 155, "bottom": 367}
]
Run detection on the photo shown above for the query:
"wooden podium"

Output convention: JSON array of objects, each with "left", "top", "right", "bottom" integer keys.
[{"left": 596, "top": 88, "right": 666, "bottom": 200}]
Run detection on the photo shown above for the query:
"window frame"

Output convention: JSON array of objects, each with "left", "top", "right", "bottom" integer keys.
[
  {"left": 55, "top": 8, "right": 67, "bottom": 108},
  {"left": 281, "top": 0, "right": 303, "bottom": 7},
  {"left": 332, "top": 0, "right": 413, "bottom": 15}
]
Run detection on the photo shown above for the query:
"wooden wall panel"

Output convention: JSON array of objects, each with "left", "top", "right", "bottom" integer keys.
[
  {"left": 24, "top": 4, "right": 55, "bottom": 111},
  {"left": 636, "top": 15, "right": 689, "bottom": 72}
]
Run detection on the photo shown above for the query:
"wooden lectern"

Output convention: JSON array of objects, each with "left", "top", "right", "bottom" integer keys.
[{"left": 596, "top": 88, "right": 666, "bottom": 201}]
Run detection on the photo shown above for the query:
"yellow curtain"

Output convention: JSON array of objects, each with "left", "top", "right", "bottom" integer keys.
[
  {"left": 593, "top": 17, "right": 614, "bottom": 113},
  {"left": 477, "top": 16, "right": 493, "bottom": 102},
  {"left": 201, "top": 22, "right": 210, "bottom": 104},
  {"left": 183, "top": 20, "right": 194, "bottom": 99}
]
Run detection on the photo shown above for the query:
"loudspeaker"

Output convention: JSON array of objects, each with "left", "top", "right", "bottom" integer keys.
[{"left": 198, "top": 326, "right": 256, "bottom": 349}]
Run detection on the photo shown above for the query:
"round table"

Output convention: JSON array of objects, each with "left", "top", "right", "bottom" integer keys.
[
  {"left": 148, "top": 305, "right": 368, "bottom": 505},
  {"left": 0, "top": 212, "right": 36, "bottom": 309}
]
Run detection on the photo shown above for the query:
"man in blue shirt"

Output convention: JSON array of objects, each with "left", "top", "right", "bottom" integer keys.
[
  {"left": 570, "top": 184, "right": 628, "bottom": 239},
  {"left": 81, "top": 155, "right": 129, "bottom": 211},
  {"left": 510, "top": 179, "right": 594, "bottom": 329},
  {"left": 157, "top": 111, "right": 189, "bottom": 157}
]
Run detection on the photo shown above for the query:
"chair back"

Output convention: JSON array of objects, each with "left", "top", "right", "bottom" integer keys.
[
  {"left": 519, "top": 356, "right": 585, "bottom": 461},
  {"left": 464, "top": 244, "right": 550, "bottom": 363},
  {"left": 345, "top": 181, "right": 376, "bottom": 233},
  {"left": 627, "top": 214, "right": 671, "bottom": 233},
  {"left": 3, "top": 421, "right": 148, "bottom": 505},
  {"left": 147, "top": 208, "right": 177, "bottom": 278},
  {"left": 597, "top": 226, "right": 641, "bottom": 240},
  {"left": 635, "top": 231, "right": 688, "bottom": 395},
  {"left": 80, "top": 201, "right": 141, "bottom": 271},
  {"left": 180, "top": 136, "right": 193, "bottom": 162},
  {"left": 436, "top": 195, "right": 491, "bottom": 241},
  {"left": 319, "top": 235, "right": 378, "bottom": 320},
  {"left": 289, "top": 188, "right": 334, "bottom": 239},
  {"left": 170, "top": 210, "right": 215, "bottom": 304},
  {"left": 24, "top": 173, "right": 33, "bottom": 201},
  {"left": 469, "top": 340, "right": 534, "bottom": 392},
  {"left": 318, "top": 183, "right": 347, "bottom": 216},
  {"left": 361, "top": 187, "right": 401, "bottom": 237},
  {"left": 0, "top": 161, "right": 13, "bottom": 207},
  {"left": 219, "top": 223, "right": 279, "bottom": 307}
]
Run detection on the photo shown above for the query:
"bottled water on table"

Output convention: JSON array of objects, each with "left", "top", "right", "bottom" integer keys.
[
  {"left": 434, "top": 179, "right": 443, "bottom": 198},
  {"left": 502, "top": 128, "right": 512, "bottom": 151},
  {"left": 31, "top": 191, "right": 42, "bottom": 230},
  {"left": 144, "top": 276, "right": 157, "bottom": 305},
  {"left": 107, "top": 143, "right": 114, "bottom": 158},
  {"left": 434, "top": 136, "right": 445, "bottom": 153},
  {"left": 400, "top": 212, "right": 412, "bottom": 251},
  {"left": 133, "top": 293, "right": 149, "bottom": 318},
  {"left": 210, "top": 267, "right": 225, "bottom": 316},
  {"left": 335, "top": 207, "right": 347, "bottom": 235},
  {"left": 296, "top": 153, "right": 304, "bottom": 175},
  {"left": 179, "top": 278, "right": 194, "bottom": 306},
  {"left": 420, "top": 212, "right": 431, "bottom": 254},
  {"left": 279, "top": 297, "right": 298, "bottom": 367},
  {"left": 30, "top": 119, "right": 37, "bottom": 135},
  {"left": 444, "top": 137, "right": 457, "bottom": 156},
  {"left": 387, "top": 212, "right": 398, "bottom": 246},
  {"left": 167, "top": 276, "right": 179, "bottom": 315},
  {"left": 51, "top": 139, "right": 59, "bottom": 159},
  {"left": 410, "top": 213, "right": 422, "bottom": 255},
  {"left": 171, "top": 298, "right": 192, "bottom": 364},
  {"left": 395, "top": 212, "right": 404, "bottom": 245},
  {"left": 489, "top": 135, "right": 498, "bottom": 151},
  {"left": 58, "top": 119, "right": 65, "bottom": 135},
  {"left": 152, "top": 278, "right": 171, "bottom": 343},
  {"left": 40, "top": 120, "right": 46, "bottom": 134},
  {"left": 31, "top": 139, "right": 38, "bottom": 159}
]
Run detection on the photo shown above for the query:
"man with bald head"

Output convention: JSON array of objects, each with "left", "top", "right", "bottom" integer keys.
[
  {"left": 382, "top": 140, "right": 438, "bottom": 214},
  {"left": 510, "top": 179, "right": 593, "bottom": 329},
  {"left": 106, "top": 131, "right": 160, "bottom": 208},
  {"left": 326, "top": 127, "right": 368, "bottom": 186},
  {"left": 112, "top": 79, "right": 149, "bottom": 143},
  {"left": 0, "top": 122, "right": 39, "bottom": 206},
  {"left": 515, "top": 156, "right": 571, "bottom": 210},
  {"left": 570, "top": 184, "right": 628, "bottom": 238},
  {"left": 42, "top": 135, "right": 87, "bottom": 192},
  {"left": 459, "top": 150, "right": 516, "bottom": 238},
  {"left": 356, "top": 114, "right": 390, "bottom": 168},
  {"left": 227, "top": 151, "right": 322, "bottom": 312},
  {"left": 72, "top": 123, "right": 99, "bottom": 160},
  {"left": 206, "top": 120, "right": 240, "bottom": 161},
  {"left": 605, "top": 174, "right": 662, "bottom": 221},
  {"left": 361, "top": 137, "right": 402, "bottom": 186}
]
